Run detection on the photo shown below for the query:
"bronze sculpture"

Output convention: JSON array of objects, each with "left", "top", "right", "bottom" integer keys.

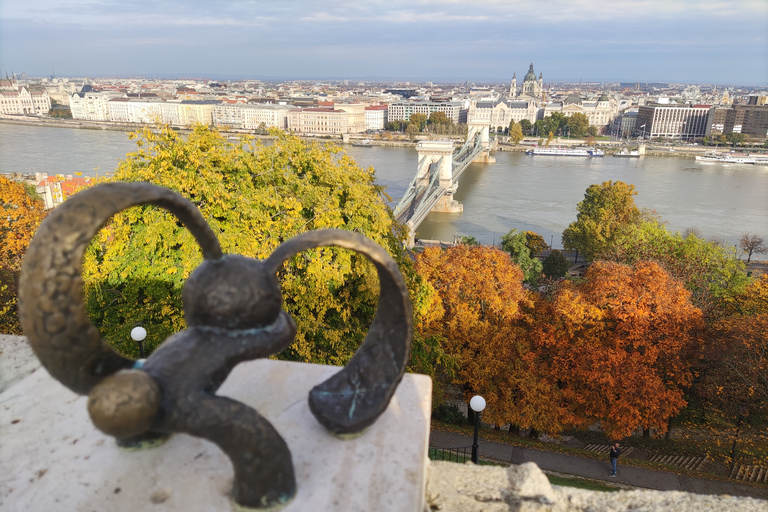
[{"left": 18, "top": 182, "right": 413, "bottom": 509}]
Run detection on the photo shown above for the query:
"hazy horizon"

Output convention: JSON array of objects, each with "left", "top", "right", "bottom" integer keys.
[{"left": 1, "top": 1, "right": 767, "bottom": 86}]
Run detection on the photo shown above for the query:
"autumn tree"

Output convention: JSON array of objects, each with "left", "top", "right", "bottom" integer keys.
[
  {"left": 509, "top": 122, "right": 524, "bottom": 145},
  {"left": 542, "top": 249, "right": 569, "bottom": 279},
  {"left": 562, "top": 181, "right": 642, "bottom": 262},
  {"left": 501, "top": 229, "right": 542, "bottom": 284},
  {"left": 1, "top": 177, "right": 47, "bottom": 333},
  {"left": 566, "top": 112, "right": 589, "bottom": 138},
  {"left": 523, "top": 231, "right": 548, "bottom": 256},
  {"left": 427, "top": 111, "right": 450, "bottom": 126},
  {"left": 714, "top": 273, "right": 768, "bottom": 319},
  {"left": 82, "top": 125, "right": 409, "bottom": 364},
  {"left": 533, "top": 261, "right": 703, "bottom": 438},
  {"left": 409, "top": 113, "right": 428, "bottom": 131},
  {"left": 599, "top": 220, "right": 746, "bottom": 313},
  {"left": 414, "top": 245, "right": 562, "bottom": 431},
  {"left": 739, "top": 232, "right": 767, "bottom": 263},
  {"left": 697, "top": 314, "right": 768, "bottom": 465}
]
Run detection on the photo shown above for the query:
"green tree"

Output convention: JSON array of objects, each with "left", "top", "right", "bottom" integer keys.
[
  {"left": 519, "top": 119, "right": 533, "bottom": 136},
  {"left": 427, "top": 111, "right": 450, "bottom": 126},
  {"left": 405, "top": 123, "right": 420, "bottom": 140},
  {"left": 82, "top": 124, "right": 408, "bottom": 364},
  {"left": 458, "top": 235, "right": 479, "bottom": 245},
  {"left": 509, "top": 122, "right": 524, "bottom": 145},
  {"left": 501, "top": 229, "right": 542, "bottom": 284},
  {"left": 409, "top": 113, "right": 427, "bottom": 131},
  {"left": 566, "top": 113, "right": 590, "bottom": 138},
  {"left": 587, "top": 126, "right": 598, "bottom": 137},
  {"left": 523, "top": 231, "right": 548, "bottom": 256},
  {"left": 562, "top": 181, "right": 642, "bottom": 262},
  {"left": 542, "top": 249, "right": 569, "bottom": 279},
  {"left": 599, "top": 220, "right": 747, "bottom": 312}
]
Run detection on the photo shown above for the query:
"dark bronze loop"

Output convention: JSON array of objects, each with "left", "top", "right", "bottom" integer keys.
[
  {"left": 266, "top": 229, "right": 413, "bottom": 435},
  {"left": 19, "top": 182, "right": 222, "bottom": 395}
]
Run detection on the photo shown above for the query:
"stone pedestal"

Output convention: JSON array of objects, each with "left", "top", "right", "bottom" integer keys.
[
  {"left": 432, "top": 195, "right": 464, "bottom": 213},
  {"left": 0, "top": 337, "right": 432, "bottom": 511}
]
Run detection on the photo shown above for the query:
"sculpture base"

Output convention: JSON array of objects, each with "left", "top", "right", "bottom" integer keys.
[{"left": 0, "top": 340, "right": 432, "bottom": 512}]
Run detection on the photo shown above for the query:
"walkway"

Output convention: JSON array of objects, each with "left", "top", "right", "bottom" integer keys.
[{"left": 430, "top": 430, "right": 768, "bottom": 501}]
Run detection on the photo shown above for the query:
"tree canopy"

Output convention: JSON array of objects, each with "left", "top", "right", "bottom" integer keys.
[
  {"left": 599, "top": 221, "right": 746, "bottom": 313},
  {"left": 509, "top": 122, "right": 524, "bottom": 145},
  {"left": 533, "top": 261, "right": 703, "bottom": 438},
  {"left": 501, "top": 229, "right": 543, "bottom": 284},
  {"left": 542, "top": 249, "right": 569, "bottom": 279},
  {"left": 566, "top": 113, "right": 590, "bottom": 138},
  {"left": 1, "top": 177, "right": 47, "bottom": 334},
  {"left": 414, "top": 245, "right": 545, "bottom": 428},
  {"left": 562, "top": 181, "right": 642, "bottom": 262},
  {"left": 82, "top": 125, "right": 407, "bottom": 363}
]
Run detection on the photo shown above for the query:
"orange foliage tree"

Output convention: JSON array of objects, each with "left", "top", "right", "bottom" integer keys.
[
  {"left": 533, "top": 261, "right": 703, "bottom": 438},
  {"left": 413, "top": 245, "right": 564, "bottom": 431},
  {"left": 0, "top": 177, "right": 48, "bottom": 333}
]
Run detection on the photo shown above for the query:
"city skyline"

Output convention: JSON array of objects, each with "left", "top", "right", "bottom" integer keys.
[{"left": 1, "top": 1, "right": 767, "bottom": 86}]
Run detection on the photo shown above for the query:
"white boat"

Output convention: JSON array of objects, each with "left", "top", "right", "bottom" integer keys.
[
  {"left": 695, "top": 152, "right": 756, "bottom": 164},
  {"left": 525, "top": 147, "right": 604, "bottom": 157},
  {"left": 352, "top": 139, "right": 373, "bottom": 147},
  {"left": 614, "top": 148, "right": 641, "bottom": 158}
]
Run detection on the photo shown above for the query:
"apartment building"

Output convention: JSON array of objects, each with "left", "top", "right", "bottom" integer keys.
[
  {"left": 387, "top": 100, "right": 466, "bottom": 124},
  {"left": 636, "top": 104, "right": 711, "bottom": 139},
  {"left": 364, "top": 105, "right": 388, "bottom": 131},
  {"left": 287, "top": 104, "right": 366, "bottom": 134}
]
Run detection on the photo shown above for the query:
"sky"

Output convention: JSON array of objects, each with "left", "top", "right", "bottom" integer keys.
[{"left": 1, "top": 0, "right": 767, "bottom": 85}]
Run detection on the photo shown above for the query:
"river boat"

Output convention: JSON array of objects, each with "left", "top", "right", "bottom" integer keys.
[
  {"left": 695, "top": 151, "right": 756, "bottom": 164},
  {"left": 525, "top": 147, "right": 604, "bottom": 157},
  {"left": 614, "top": 148, "right": 641, "bottom": 158},
  {"left": 352, "top": 139, "right": 373, "bottom": 147}
]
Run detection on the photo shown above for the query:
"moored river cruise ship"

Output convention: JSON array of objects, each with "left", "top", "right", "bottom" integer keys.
[{"left": 525, "top": 147, "right": 605, "bottom": 157}]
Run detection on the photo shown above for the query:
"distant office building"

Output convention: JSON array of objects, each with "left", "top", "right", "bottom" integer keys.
[
  {"left": 287, "top": 104, "right": 366, "bottom": 135},
  {"left": 732, "top": 105, "right": 768, "bottom": 139},
  {"left": 705, "top": 107, "right": 736, "bottom": 136},
  {"left": 106, "top": 98, "right": 217, "bottom": 126},
  {"left": 467, "top": 99, "right": 540, "bottom": 132},
  {"left": 620, "top": 110, "right": 638, "bottom": 138},
  {"left": 364, "top": 105, "right": 388, "bottom": 131},
  {"left": 70, "top": 87, "right": 126, "bottom": 121},
  {"left": 387, "top": 100, "right": 466, "bottom": 124},
  {"left": 0, "top": 81, "right": 51, "bottom": 115},
  {"left": 635, "top": 104, "right": 711, "bottom": 139}
]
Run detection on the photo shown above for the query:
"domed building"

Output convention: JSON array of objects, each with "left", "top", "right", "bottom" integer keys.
[
  {"left": 520, "top": 63, "right": 544, "bottom": 101},
  {"left": 508, "top": 63, "right": 544, "bottom": 101}
]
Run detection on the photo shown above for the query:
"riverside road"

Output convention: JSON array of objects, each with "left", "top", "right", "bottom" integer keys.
[{"left": 430, "top": 430, "right": 768, "bottom": 501}]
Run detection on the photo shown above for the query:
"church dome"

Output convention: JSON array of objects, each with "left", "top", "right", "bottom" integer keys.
[{"left": 523, "top": 63, "right": 537, "bottom": 82}]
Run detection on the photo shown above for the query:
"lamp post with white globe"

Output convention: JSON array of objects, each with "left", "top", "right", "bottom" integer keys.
[
  {"left": 130, "top": 326, "right": 147, "bottom": 358},
  {"left": 470, "top": 395, "right": 486, "bottom": 464}
]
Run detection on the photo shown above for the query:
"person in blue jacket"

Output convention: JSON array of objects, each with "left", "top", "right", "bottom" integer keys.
[{"left": 609, "top": 442, "right": 621, "bottom": 477}]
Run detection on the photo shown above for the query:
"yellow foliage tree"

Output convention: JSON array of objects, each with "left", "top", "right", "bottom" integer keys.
[{"left": 82, "top": 125, "right": 409, "bottom": 364}]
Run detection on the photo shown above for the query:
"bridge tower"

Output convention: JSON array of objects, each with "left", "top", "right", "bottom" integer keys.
[
  {"left": 416, "top": 140, "right": 462, "bottom": 213},
  {"left": 466, "top": 121, "right": 496, "bottom": 163}
]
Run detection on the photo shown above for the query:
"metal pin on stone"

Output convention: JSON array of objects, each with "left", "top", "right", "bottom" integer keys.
[{"left": 18, "top": 182, "right": 413, "bottom": 509}]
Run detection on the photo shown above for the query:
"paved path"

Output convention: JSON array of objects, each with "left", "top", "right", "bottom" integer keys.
[{"left": 430, "top": 430, "right": 768, "bottom": 501}]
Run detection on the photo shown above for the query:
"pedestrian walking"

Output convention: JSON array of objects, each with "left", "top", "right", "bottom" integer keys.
[{"left": 609, "top": 442, "right": 621, "bottom": 477}]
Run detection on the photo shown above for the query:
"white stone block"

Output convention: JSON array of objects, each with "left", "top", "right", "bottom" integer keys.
[{"left": 0, "top": 356, "right": 432, "bottom": 511}]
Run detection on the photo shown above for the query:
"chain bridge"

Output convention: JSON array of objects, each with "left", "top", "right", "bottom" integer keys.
[{"left": 393, "top": 121, "right": 494, "bottom": 246}]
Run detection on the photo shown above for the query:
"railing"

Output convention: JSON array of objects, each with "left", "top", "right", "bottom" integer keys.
[{"left": 429, "top": 445, "right": 473, "bottom": 464}]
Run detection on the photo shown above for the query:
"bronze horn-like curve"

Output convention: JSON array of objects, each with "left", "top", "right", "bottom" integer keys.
[
  {"left": 18, "top": 182, "right": 222, "bottom": 396},
  {"left": 265, "top": 229, "right": 413, "bottom": 435}
]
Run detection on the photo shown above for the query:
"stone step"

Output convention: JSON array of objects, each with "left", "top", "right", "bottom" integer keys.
[
  {"left": 731, "top": 465, "right": 768, "bottom": 483},
  {"left": 650, "top": 454, "right": 706, "bottom": 471}
]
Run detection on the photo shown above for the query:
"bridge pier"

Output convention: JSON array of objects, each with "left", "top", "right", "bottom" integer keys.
[
  {"left": 416, "top": 141, "right": 463, "bottom": 214},
  {"left": 467, "top": 122, "right": 496, "bottom": 164}
]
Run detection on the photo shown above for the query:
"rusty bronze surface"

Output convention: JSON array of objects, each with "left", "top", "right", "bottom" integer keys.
[{"left": 18, "top": 182, "right": 413, "bottom": 509}]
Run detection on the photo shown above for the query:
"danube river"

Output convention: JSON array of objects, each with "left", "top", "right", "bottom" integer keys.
[{"left": 2, "top": 122, "right": 766, "bottom": 247}]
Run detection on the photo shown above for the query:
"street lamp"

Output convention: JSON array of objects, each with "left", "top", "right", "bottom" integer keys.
[
  {"left": 470, "top": 395, "right": 486, "bottom": 464},
  {"left": 131, "top": 326, "right": 147, "bottom": 358}
]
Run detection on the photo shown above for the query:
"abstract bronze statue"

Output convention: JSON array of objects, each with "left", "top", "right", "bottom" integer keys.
[{"left": 18, "top": 182, "right": 413, "bottom": 509}]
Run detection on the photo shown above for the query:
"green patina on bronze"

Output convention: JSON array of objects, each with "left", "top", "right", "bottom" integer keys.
[{"left": 18, "top": 182, "right": 413, "bottom": 509}]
